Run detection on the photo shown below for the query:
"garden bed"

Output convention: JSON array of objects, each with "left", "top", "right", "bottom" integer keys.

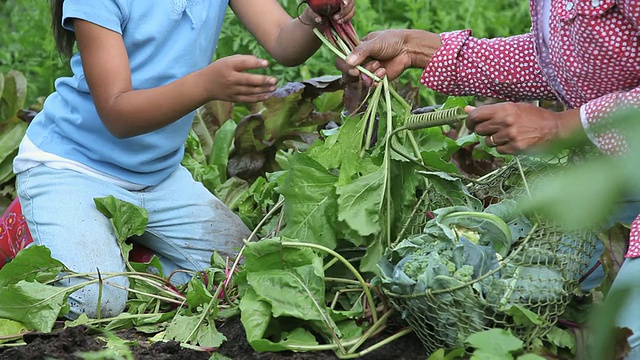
[{"left": 0, "top": 317, "right": 426, "bottom": 360}]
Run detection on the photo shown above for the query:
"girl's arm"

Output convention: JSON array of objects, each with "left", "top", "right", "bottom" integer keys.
[
  {"left": 230, "top": 0, "right": 354, "bottom": 67},
  {"left": 75, "top": 20, "right": 277, "bottom": 139}
]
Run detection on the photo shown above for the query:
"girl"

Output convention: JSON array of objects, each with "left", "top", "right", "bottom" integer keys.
[
  {"left": 338, "top": 0, "right": 640, "bottom": 355},
  {"left": 10, "top": 0, "right": 354, "bottom": 319}
]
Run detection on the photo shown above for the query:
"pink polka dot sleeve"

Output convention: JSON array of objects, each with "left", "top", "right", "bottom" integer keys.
[
  {"left": 420, "top": 30, "right": 556, "bottom": 102},
  {"left": 579, "top": 1, "right": 640, "bottom": 156},
  {"left": 625, "top": 214, "right": 640, "bottom": 258},
  {"left": 580, "top": 89, "right": 640, "bottom": 155}
]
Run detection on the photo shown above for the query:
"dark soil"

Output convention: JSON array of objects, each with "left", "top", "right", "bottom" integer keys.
[{"left": 0, "top": 317, "right": 427, "bottom": 360}]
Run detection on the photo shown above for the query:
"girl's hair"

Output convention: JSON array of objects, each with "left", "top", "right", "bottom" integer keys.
[{"left": 51, "top": 0, "right": 76, "bottom": 58}]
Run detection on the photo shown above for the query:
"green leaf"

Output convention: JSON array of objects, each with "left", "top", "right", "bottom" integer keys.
[
  {"left": 1, "top": 70, "right": 27, "bottom": 120},
  {"left": 441, "top": 96, "right": 472, "bottom": 110},
  {"left": 516, "top": 355, "right": 546, "bottom": 360},
  {"left": 518, "top": 158, "right": 624, "bottom": 231},
  {"left": 466, "top": 329, "right": 523, "bottom": 358},
  {"left": 544, "top": 326, "right": 576, "bottom": 351},
  {"left": 278, "top": 154, "right": 339, "bottom": 248},
  {"left": 262, "top": 89, "right": 315, "bottom": 140},
  {"left": 0, "top": 118, "right": 27, "bottom": 164},
  {"left": 598, "top": 223, "right": 629, "bottom": 294},
  {"left": 0, "top": 73, "right": 4, "bottom": 104},
  {"left": 247, "top": 266, "right": 328, "bottom": 322},
  {"left": 163, "top": 314, "right": 226, "bottom": 348},
  {"left": 208, "top": 120, "right": 237, "bottom": 183},
  {"left": 94, "top": 196, "right": 148, "bottom": 261},
  {"left": 506, "top": 305, "right": 544, "bottom": 326},
  {"left": 0, "top": 245, "right": 65, "bottom": 287},
  {"left": 336, "top": 161, "right": 386, "bottom": 237},
  {"left": 215, "top": 177, "right": 250, "bottom": 210},
  {"left": 314, "top": 90, "right": 344, "bottom": 113},
  {"left": 0, "top": 281, "right": 69, "bottom": 332},
  {"left": 308, "top": 116, "right": 363, "bottom": 171},
  {"left": 185, "top": 278, "right": 213, "bottom": 310},
  {"left": 241, "top": 238, "right": 320, "bottom": 273},
  {"left": 0, "top": 319, "right": 27, "bottom": 344},
  {"left": 240, "top": 288, "right": 319, "bottom": 352}
]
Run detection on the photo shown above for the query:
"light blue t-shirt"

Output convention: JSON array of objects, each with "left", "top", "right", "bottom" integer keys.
[{"left": 24, "top": 0, "right": 228, "bottom": 186}]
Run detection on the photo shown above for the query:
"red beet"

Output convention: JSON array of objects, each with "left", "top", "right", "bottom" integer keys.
[{"left": 306, "top": 0, "right": 342, "bottom": 17}]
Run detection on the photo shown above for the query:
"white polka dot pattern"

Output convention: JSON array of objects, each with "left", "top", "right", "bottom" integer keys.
[
  {"left": 420, "top": 0, "right": 640, "bottom": 257},
  {"left": 626, "top": 215, "right": 640, "bottom": 258},
  {"left": 421, "top": 31, "right": 557, "bottom": 102}
]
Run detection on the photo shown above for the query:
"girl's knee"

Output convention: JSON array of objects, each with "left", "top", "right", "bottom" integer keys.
[{"left": 64, "top": 277, "right": 129, "bottom": 319}]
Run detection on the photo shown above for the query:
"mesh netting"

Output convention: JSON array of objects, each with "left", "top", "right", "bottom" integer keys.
[{"left": 382, "top": 156, "right": 598, "bottom": 354}]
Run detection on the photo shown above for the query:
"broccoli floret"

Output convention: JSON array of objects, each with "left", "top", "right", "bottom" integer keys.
[{"left": 453, "top": 265, "right": 475, "bottom": 283}]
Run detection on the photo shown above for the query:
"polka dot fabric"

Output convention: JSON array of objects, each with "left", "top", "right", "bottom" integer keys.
[
  {"left": 421, "top": 0, "right": 640, "bottom": 156},
  {"left": 421, "top": 0, "right": 640, "bottom": 257},
  {"left": 627, "top": 215, "right": 640, "bottom": 258}
]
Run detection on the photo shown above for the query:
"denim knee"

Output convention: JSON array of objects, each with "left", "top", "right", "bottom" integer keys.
[{"left": 61, "top": 275, "right": 129, "bottom": 319}]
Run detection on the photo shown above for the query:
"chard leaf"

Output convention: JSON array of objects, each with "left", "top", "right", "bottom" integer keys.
[
  {"left": 0, "top": 245, "right": 65, "bottom": 287},
  {"left": 418, "top": 171, "right": 483, "bottom": 210},
  {"left": 278, "top": 154, "right": 338, "bottom": 248},
  {"left": 0, "top": 281, "right": 69, "bottom": 332},
  {"left": 506, "top": 305, "right": 544, "bottom": 326},
  {"left": 94, "top": 196, "right": 148, "bottom": 243},
  {"left": 308, "top": 116, "right": 362, "bottom": 171},
  {"left": 208, "top": 119, "right": 237, "bottom": 180},
  {"left": 240, "top": 288, "right": 319, "bottom": 352},
  {"left": 241, "top": 238, "right": 320, "bottom": 272},
  {"left": 185, "top": 278, "right": 213, "bottom": 311},
  {"left": 466, "top": 328, "right": 523, "bottom": 359},
  {"left": 0, "top": 319, "right": 27, "bottom": 344},
  {"left": 598, "top": 223, "right": 629, "bottom": 294},
  {"left": 163, "top": 314, "right": 225, "bottom": 348},
  {"left": 246, "top": 266, "right": 328, "bottom": 322},
  {"left": 1, "top": 70, "right": 27, "bottom": 120},
  {"left": 336, "top": 161, "right": 386, "bottom": 237}
]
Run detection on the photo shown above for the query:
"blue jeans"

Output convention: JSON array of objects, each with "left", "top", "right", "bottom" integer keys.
[{"left": 17, "top": 164, "right": 250, "bottom": 319}]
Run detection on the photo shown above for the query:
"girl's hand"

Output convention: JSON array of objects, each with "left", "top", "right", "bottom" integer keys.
[
  {"left": 204, "top": 55, "right": 278, "bottom": 103},
  {"left": 301, "top": 0, "right": 356, "bottom": 25},
  {"left": 465, "top": 103, "right": 583, "bottom": 154}
]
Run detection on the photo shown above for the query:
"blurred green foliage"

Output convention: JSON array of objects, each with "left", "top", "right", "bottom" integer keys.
[{"left": 1, "top": 0, "right": 531, "bottom": 105}]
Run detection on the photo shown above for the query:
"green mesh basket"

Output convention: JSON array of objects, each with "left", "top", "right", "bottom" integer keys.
[{"left": 381, "top": 156, "right": 598, "bottom": 354}]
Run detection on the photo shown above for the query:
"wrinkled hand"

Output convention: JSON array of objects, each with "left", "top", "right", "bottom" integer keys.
[
  {"left": 335, "top": 30, "right": 415, "bottom": 86},
  {"left": 465, "top": 102, "right": 582, "bottom": 154},
  {"left": 301, "top": 0, "right": 356, "bottom": 26},
  {"left": 205, "top": 55, "right": 277, "bottom": 103}
]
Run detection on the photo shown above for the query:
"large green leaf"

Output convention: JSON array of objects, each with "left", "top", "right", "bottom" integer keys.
[
  {"left": 278, "top": 154, "right": 339, "bottom": 248},
  {"left": 94, "top": 196, "right": 148, "bottom": 262},
  {"left": 163, "top": 313, "right": 226, "bottom": 348},
  {"left": 0, "top": 245, "right": 65, "bottom": 287},
  {"left": 1, "top": 70, "right": 27, "bottom": 120},
  {"left": 240, "top": 288, "right": 319, "bottom": 352},
  {"left": 241, "top": 238, "right": 320, "bottom": 273},
  {"left": 0, "top": 280, "right": 69, "bottom": 332},
  {"left": 336, "top": 161, "right": 386, "bottom": 237},
  {"left": 0, "top": 118, "right": 27, "bottom": 163},
  {"left": 307, "top": 117, "right": 363, "bottom": 172},
  {"left": 208, "top": 119, "right": 237, "bottom": 181},
  {"left": 247, "top": 266, "right": 328, "bottom": 320}
]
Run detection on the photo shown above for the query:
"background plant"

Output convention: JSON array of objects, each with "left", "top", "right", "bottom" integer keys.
[{"left": 1, "top": 0, "right": 531, "bottom": 106}]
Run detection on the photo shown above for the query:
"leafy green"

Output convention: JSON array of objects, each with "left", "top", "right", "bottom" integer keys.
[{"left": 278, "top": 154, "right": 339, "bottom": 249}]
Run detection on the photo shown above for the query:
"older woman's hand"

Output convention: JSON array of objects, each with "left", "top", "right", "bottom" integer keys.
[
  {"left": 465, "top": 103, "right": 585, "bottom": 154},
  {"left": 336, "top": 29, "right": 442, "bottom": 86}
]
